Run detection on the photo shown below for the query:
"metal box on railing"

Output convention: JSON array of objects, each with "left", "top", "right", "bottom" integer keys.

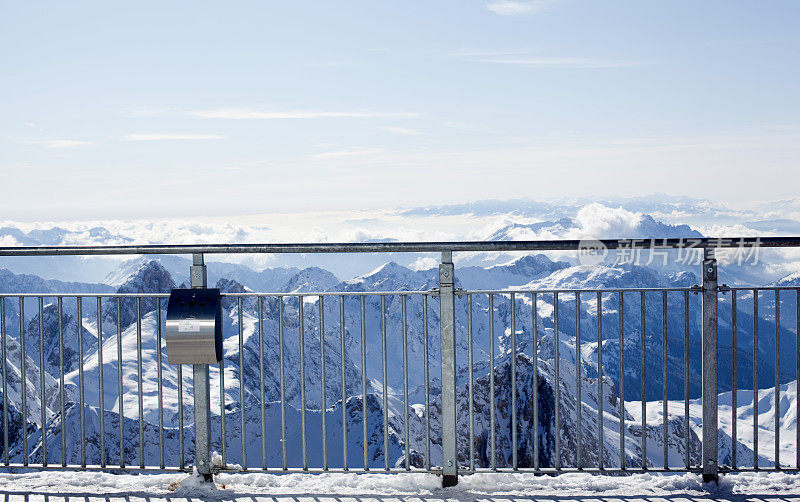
[{"left": 165, "top": 288, "right": 223, "bottom": 364}]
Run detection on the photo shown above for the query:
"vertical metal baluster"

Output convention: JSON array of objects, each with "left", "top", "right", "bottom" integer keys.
[
  {"left": 662, "top": 291, "right": 668, "bottom": 469},
  {"left": 219, "top": 316, "right": 227, "bottom": 466},
  {"left": 640, "top": 291, "right": 646, "bottom": 470},
  {"left": 361, "top": 294, "right": 368, "bottom": 471},
  {"left": 774, "top": 289, "right": 780, "bottom": 469},
  {"left": 423, "top": 294, "right": 430, "bottom": 472},
  {"left": 20, "top": 297, "right": 28, "bottom": 465},
  {"left": 299, "top": 296, "right": 307, "bottom": 471},
  {"left": 489, "top": 293, "right": 496, "bottom": 471},
  {"left": 95, "top": 297, "right": 104, "bottom": 468},
  {"left": 467, "top": 294, "right": 474, "bottom": 472},
  {"left": 598, "top": 292, "right": 604, "bottom": 470},
  {"left": 619, "top": 292, "right": 625, "bottom": 470},
  {"left": 77, "top": 297, "right": 85, "bottom": 468},
  {"left": 575, "top": 292, "right": 581, "bottom": 469},
  {"left": 381, "top": 295, "right": 388, "bottom": 471},
  {"left": 402, "top": 295, "right": 410, "bottom": 471},
  {"left": 797, "top": 289, "right": 800, "bottom": 470},
  {"left": 279, "top": 297, "right": 287, "bottom": 470},
  {"left": 754, "top": 289, "right": 759, "bottom": 469},
  {"left": 38, "top": 297, "right": 47, "bottom": 466},
  {"left": 177, "top": 364, "right": 184, "bottom": 470},
  {"left": 136, "top": 297, "right": 144, "bottom": 468},
  {"left": 0, "top": 297, "right": 7, "bottom": 467},
  {"left": 156, "top": 298, "right": 164, "bottom": 470},
  {"left": 684, "top": 291, "right": 690, "bottom": 470},
  {"left": 59, "top": 297, "right": 68, "bottom": 466},
  {"left": 319, "top": 295, "right": 327, "bottom": 471},
  {"left": 554, "top": 292, "right": 560, "bottom": 471},
  {"left": 511, "top": 292, "right": 517, "bottom": 470},
  {"left": 238, "top": 297, "right": 247, "bottom": 470},
  {"left": 258, "top": 297, "right": 266, "bottom": 471},
  {"left": 732, "top": 291, "right": 738, "bottom": 469},
  {"left": 339, "top": 295, "right": 348, "bottom": 471},
  {"left": 116, "top": 298, "right": 124, "bottom": 468},
  {"left": 532, "top": 292, "right": 539, "bottom": 470}
]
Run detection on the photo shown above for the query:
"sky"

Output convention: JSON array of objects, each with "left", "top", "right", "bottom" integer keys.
[{"left": 1, "top": 1, "right": 799, "bottom": 221}]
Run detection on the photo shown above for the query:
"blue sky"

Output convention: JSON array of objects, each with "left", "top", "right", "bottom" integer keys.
[{"left": 1, "top": 1, "right": 798, "bottom": 220}]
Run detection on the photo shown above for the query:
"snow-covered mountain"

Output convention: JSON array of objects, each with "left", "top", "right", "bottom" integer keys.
[
  {"left": 2, "top": 194, "right": 799, "bottom": 471},
  {"left": 2, "top": 250, "right": 796, "bottom": 471}
]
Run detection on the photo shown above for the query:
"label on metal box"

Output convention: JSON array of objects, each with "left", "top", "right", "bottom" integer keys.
[{"left": 178, "top": 319, "right": 201, "bottom": 333}]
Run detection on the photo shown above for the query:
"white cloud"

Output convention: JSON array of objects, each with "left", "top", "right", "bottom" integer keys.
[
  {"left": 187, "top": 109, "right": 420, "bottom": 120},
  {"left": 486, "top": 0, "right": 562, "bottom": 16},
  {"left": 123, "top": 134, "right": 228, "bottom": 141},
  {"left": 309, "top": 147, "right": 384, "bottom": 159},
  {"left": 379, "top": 126, "right": 424, "bottom": 136},
  {"left": 24, "top": 122, "right": 37, "bottom": 128},
  {"left": 409, "top": 256, "right": 439, "bottom": 271},
  {"left": 463, "top": 55, "right": 643, "bottom": 68},
  {"left": 42, "top": 139, "right": 92, "bottom": 148}
]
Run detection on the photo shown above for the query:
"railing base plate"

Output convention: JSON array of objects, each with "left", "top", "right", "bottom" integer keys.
[{"left": 442, "top": 474, "right": 458, "bottom": 488}]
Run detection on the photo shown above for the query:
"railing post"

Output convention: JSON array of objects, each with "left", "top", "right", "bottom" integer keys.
[
  {"left": 439, "top": 250, "right": 458, "bottom": 487},
  {"left": 191, "top": 253, "right": 213, "bottom": 482},
  {"left": 701, "top": 248, "right": 719, "bottom": 482}
]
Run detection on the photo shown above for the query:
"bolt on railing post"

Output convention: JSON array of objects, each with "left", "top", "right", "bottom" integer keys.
[
  {"left": 191, "top": 253, "right": 213, "bottom": 482},
  {"left": 439, "top": 250, "right": 458, "bottom": 487},
  {"left": 701, "top": 248, "right": 719, "bottom": 483}
]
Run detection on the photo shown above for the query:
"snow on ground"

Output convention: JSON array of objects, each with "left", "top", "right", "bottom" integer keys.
[{"left": 2, "top": 471, "right": 800, "bottom": 501}]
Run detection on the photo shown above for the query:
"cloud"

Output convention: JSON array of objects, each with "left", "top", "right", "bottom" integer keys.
[
  {"left": 187, "top": 109, "right": 421, "bottom": 120},
  {"left": 24, "top": 122, "right": 37, "bottom": 128},
  {"left": 123, "top": 133, "right": 228, "bottom": 141},
  {"left": 309, "top": 147, "right": 384, "bottom": 159},
  {"left": 41, "top": 139, "right": 92, "bottom": 148},
  {"left": 486, "top": 0, "right": 561, "bottom": 15},
  {"left": 462, "top": 54, "right": 643, "bottom": 68},
  {"left": 379, "top": 126, "right": 424, "bottom": 136}
]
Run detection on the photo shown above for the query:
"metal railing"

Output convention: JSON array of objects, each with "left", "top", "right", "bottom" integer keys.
[{"left": 0, "top": 239, "right": 799, "bottom": 486}]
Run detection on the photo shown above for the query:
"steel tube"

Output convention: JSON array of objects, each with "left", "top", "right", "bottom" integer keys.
[
  {"left": 3, "top": 236, "right": 798, "bottom": 257},
  {"left": 380, "top": 295, "right": 388, "bottom": 471},
  {"left": 20, "top": 297, "right": 28, "bottom": 465},
  {"left": 423, "top": 295, "right": 430, "bottom": 472},
  {"left": 554, "top": 292, "right": 560, "bottom": 471},
  {"left": 732, "top": 290, "right": 738, "bottom": 469},
  {"left": 775, "top": 290, "right": 780, "bottom": 468},
  {"left": 1, "top": 297, "right": 7, "bottom": 466},
  {"left": 258, "top": 296, "right": 266, "bottom": 470},
  {"left": 575, "top": 292, "right": 581, "bottom": 469},
  {"left": 754, "top": 289, "right": 759, "bottom": 469},
  {"left": 532, "top": 292, "right": 539, "bottom": 470},
  {"left": 489, "top": 293, "right": 496, "bottom": 471},
  {"left": 136, "top": 298, "right": 144, "bottom": 469},
  {"left": 155, "top": 298, "right": 163, "bottom": 470},
  {"left": 38, "top": 297, "right": 47, "bottom": 466},
  {"left": 598, "top": 292, "right": 604, "bottom": 470},
  {"left": 279, "top": 297, "right": 287, "bottom": 470},
  {"left": 467, "top": 294, "right": 474, "bottom": 472},
  {"left": 319, "top": 296, "right": 327, "bottom": 471},
  {"left": 684, "top": 291, "right": 690, "bottom": 469},
  {"left": 339, "top": 295, "right": 348, "bottom": 471},
  {"left": 640, "top": 291, "right": 646, "bottom": 470},
  {"left": 299, "top": 296, "right": 307, "bottom": 470},
  {"left": 361, "top": 295, "right": 368, "bottom": 471},
  {"left": 511, "top": 292, "right": 517, "bottom": 470},
  {"left": 619, "top": 292, "right": 625, "bottom": 470},
  {"left": 116, "top": 298, "right": 124, "bottom": 468},
  {"left": 238, "top": 297, "right": 247, "bottom": 470},
  {"left": 662, "top": 291, "right": 667, "bottom": 469},
  {"left": 402, "top": 295, "right": 410, "bottom": 471}
]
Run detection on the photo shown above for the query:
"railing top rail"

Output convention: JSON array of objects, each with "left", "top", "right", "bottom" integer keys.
[{"left": 1, "top": 236, "right": 799, "bottom": 256}]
